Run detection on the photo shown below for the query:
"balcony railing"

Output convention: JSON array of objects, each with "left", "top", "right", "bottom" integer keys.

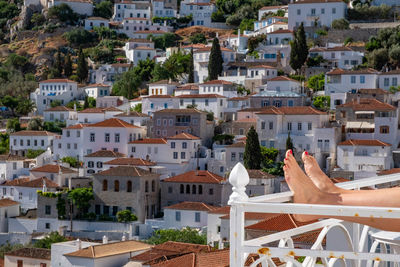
[{"left": 228, "top": 163, "right": 400, "bottom": 267}]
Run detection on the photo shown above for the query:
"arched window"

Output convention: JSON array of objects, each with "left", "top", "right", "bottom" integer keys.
[
  {"left": 151, "top": 180, "right": 155, "bottom": 192},
  {"left": 127, "top": 181, "right": 132, "bottom": 192},
  {"left": 192, "top": 185, "right": 196, "bottom": 194},
  {"left": 102, "top": 180, "right": 108, "bottom": 191},
  {"left": 145, "top": 181, "right": 149, "bottom": 192},
  {"left": 198, "top": 185, "right": 203, "bottom": 194},
  {"left": 180, "top": 184, "right": 184, "bottom": 194},
  {"left": 114, "top": 180, "right": 119, "bottom": 192},
  {"left": 186, "top": 184, "right": 190, "bottom": 194}
]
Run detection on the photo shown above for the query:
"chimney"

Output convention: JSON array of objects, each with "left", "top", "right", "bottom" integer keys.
[
  {"left": 77, "top": 239, "right": 82, "bottom": 250},
  {"left": 122, "top": 233, "right": 126, "bottom": 241},
  {"left": 102, "top": 235, "right": 108, "bottom": 244}
]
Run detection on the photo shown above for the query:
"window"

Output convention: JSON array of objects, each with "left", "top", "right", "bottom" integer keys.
[
  {"left": 171, "top": 142, "right": 175, "bottom": 148},
  {"left": 332, "top": 7, "right": 336, "bottom": 14},
  {"left": 45, "top": 205, "right": 51, "bottom": 215},
  {"left": 103, "top": 180, "right": 108, "bottom": 191},
  {"left": 298, "top": 122, "right": 302, "bottom": 131},
  {"left": 182, "top": 142, "right": 187, "bottom": 149},
  {"left": 311, "top": 8, "right": 315, "bottom": 15},
  {"left": 269, "top": 122, "right": 273, "bottom": 130},
  {"left": 145, "top": 181, "right": 149, "bottom": 192},
  {"left": 380, "top": 126, "right": 389, "bottom": 134},
  {"left": 105, "top": 133, "right": 110, "bottom": 142},
  {"left": 199, "top": 185, "right": 203, "bottom": 194},
  {"left": 97, "top": 162, "right": 103, "bottom": 168},
  {"left": 350, "top": 76, "right": 356, "bottom": 84},
  {"left": 287, "top": 122, "right": 292, "bottom": 131},
  {"left": 114, "top": 180, "right": 119, "bottom": 192},
  {"left": 192, "top": 185, "right": 196, "bottom": 194},
  {"left": 205, "top": 99, "right": 209, "bottom": 106},
  {"left": 95, "top": 205, "right": 100, "bottom": 215},
  {"left": 115, "top": 133, "right": 120, "bottom": 143},
  {"left": 45, "top": 223, "right": 50, "bottom": 229},
  {"left": 88, "top": 161, "right": 94, "bottom": 168},
  {"left": 180, "top": 184, "right": 184, "bottom": 194},
  {"left": 19, "top": 192, "right": 22, "bottom": 200},
  {"left": 168, "top": 186, "right": 173, "bottom": 193},
  {"left": 384, "top": 78, "right": 390, "bottom": 86},
  {"left": 321, "top": 8, "right": 325, "bottom": 14},
  {"left": 176, "top": 211, "right": 181, "bottom": 221},
  {"left": 261, "top": 121, "right": 265, "bottom": 130},
  {"left": 360, "top": 76, "right": 365, "bottom": 84},
  {"left": 17, "top": 260, "right": 23, "bottom": 267},
  {"left": 41, "top": 140, "right": 44, "bottom": 146},
  {"left": 393, "top": 77, "right": 398, "bottom": 86},
  {"left": 34, "top": 140, "right": 37, "bottom": 146},
  {"left": 151, "top": 180, "right": 155, "bottom": 192},
  {"left": 90, "top": 133, "right": 95, "bottom": 142},
  {"left": 127, "top": 181, "right": 132, "bottom": 192},
  {"left": 308, "top": 122, "right": 312, "bottom": 131},
  {"left": 173, "top": 152, "right": 178, "bottom": 159},
  {"left": 195, "top": 212, "right": 200, "bottom": 222},
  {"left": 297, "top": 9, "right": 300, "bottom": 15},
  {"left": 231, "top": 152, "right": 236, "bottom": 161},
  {"left": 13, "top": 162, "right": 17, "bottom": 170},
  {"left": 113, "top": 206, "right": 118, "bottom": 216},
  {"left": 209, "top": 188, "right": 214, "bottom": 195},
  {"left": 2, "top": 188, "right": 5, "bottom": 195},
  {"left": 181, "top": 152, "right": 186, "bottom": 159},
  {"left": 10, "top": 188, "right": 14, "bottom": 196},
  {"left": 27, "top": 140, "right": 30, "bottom": 146}
]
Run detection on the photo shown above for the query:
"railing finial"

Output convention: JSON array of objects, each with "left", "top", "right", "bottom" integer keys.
[{"left": 228, "top": 162, "right": 249, "bottom": 205}]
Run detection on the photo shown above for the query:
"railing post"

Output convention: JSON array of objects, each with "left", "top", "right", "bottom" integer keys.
[{"left": 229, "top": 163, "right": 249, "bottom": 267}]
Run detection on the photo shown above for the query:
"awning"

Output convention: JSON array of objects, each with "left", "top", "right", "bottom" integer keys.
[
  {"left": 355, "top": 111, "right": 374, "bottom": 114},
  {"left": 345, "top": 121, "right": 375, "bottom": 129}
]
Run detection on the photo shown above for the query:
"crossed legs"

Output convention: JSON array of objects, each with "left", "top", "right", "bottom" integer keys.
[{"left": 283, "top": 150, "right": 400, "bottom": 232}]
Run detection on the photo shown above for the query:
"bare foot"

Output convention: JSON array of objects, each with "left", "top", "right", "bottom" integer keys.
[
  {"left": 301, "top": 151, "right": 344, "bottom": 194},
  {"left": 283, "top": 150, "right": 326, "bottom": 222}
]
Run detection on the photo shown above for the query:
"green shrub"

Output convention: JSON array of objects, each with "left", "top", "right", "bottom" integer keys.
[{"left": 26, "top": 149, "right": 45, "bottom": 159}]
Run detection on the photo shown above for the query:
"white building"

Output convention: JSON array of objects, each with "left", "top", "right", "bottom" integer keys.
[
  {"left": 0, "top": 155, "right": 32, "bottom": 180},
  {"left": 0, "top": 199, "right": 19, "bottom": 232},
  {"left": 114, "top": 110, "right": 151, "bottom": 127},
  {"left": 89, "top": 63, "right": 131, "bottom": 85},
  {"left": 337, "top": 139, "right": 392, "bottom": 179},
  {"left": 124, "top": 39, "right": 156, "bottom": 65},
  {"left": 30, "top": 164, "right": 77, "bottom": 187},
  {"left": 84, "top": 150, "right": 125, "bottom": 175},
  {"left": 71, "top": 107, "right": 123, "bottom": 125},
  {"left": 113, "top": 0, "right": 151, "bottom": 21},
  {"left": 51, "top": 240, "right": 98, "bottom": 267},
  {"left": 207, "top": 206, "right": 230, "bottom": 246},
  {"left": 258, "top": 5, "right": 288, "bottom": 20},
  {"left": 180, "top": 0, "right": 216, "bottom": 27},
  {"left": 177, "top": 94, "right": 227, "bottom": 120},
  {"left": 53, "top": 118, "right": 145, "bottom": 161},
  {"left": 174, "top": 84, "right": 199, "bottom": 96},
  {"left": 164, "top": 201, "right": 216, "bottom": 229},
  {"left": 43, "top": 106, "right": 77, "bottom": 123},
  {"left": 0, "top": 177, "right": 58, "bottom": 212},
  {"left": 256, "top": 106, "right": 339, "bottom": 170},
  {"left": 266, "top": 76, "right": 302, "bottom": 93},
  {"left": 84, "top": 84, "right": 111, "bottom": 99},
  {"left": 130, "top": 30, "right": 167, "bottom": 39},
  {"left": 10, "top": 131, "right": 58, "bottom": 157},
  {"left": 47, "top": 0, "right": 93, "bottom": 16},
  {"left": 96, "top": 96, "right": 128, "bottom": 109},
  {"left": 256, "top": 43, "right": 291, "bottom": 67},
  {"left": 194, "top": 47, "right": 236, "bottom": 83},
  {"left": 148, "top": 80, "right": 179, "bottom": 96},
  {"left": 198, "top": 80, "right": 237, "bottom": 98},
  {"left": 266, "top": 29, "right": 293, "bottom": 46},
  {"left": 119, "top": 18, "right": 172, "bottom": 39},
  {"left": 309, "top": 46, "right": 364, "bottom": 70},
  {"left": 288, "top": 0, "right": 347, "bottom": 30},
  {"left": 84, "top": 17, "right": 109, "bottom": 30},
  {"left": 152, "top": 0, "right": 177, "bottom": 17},
  {"left": 141, "top": 95, "right": 179, "bottom": 116},
  {"left": 378, "top": 69, "right": 400, "bottom": 91},
  {"left": 5, "top": 248, "right": 51, "bottom": 267},
  {"left": 254, "top": 16, "right": 287, "bottom": 32},
  {"left": 30, "top": 79, "right": 84, "bottom": 115}
]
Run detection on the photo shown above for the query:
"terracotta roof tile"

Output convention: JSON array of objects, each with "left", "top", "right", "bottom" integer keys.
[
  {"left": 155, "top": 108, "right": 206, "bottom": 114},
  {"left": 64, "top": 240, "right": 152, "bottom": 259},
  {"left": 79, "top": 108, "right": 105, "bottom": 113},
  {"left": 65, "top": 123, "right": 88, "bottom": 129},
  {"left": 176, "top": 84, "right": 199, "bottom": 90},
  {"left": 95, "top": 166, "right": 154, "bottom": 177},
  {"left": 0, "top": 155, "right": 27, "bottom": 161},
  {"left": 260, "top": 5, "right": 287, "bottom": 10},
  {"left": 151, "top": 249, "right": 229, "bottom": 267},
  {"left": 256, "top": 106, "right": 326, "bottom": 115},
  {"left": 10, "top": 130, "right": 58, "bottom": 136},
  {"left": 114, "top": 111, "right": 150, "bottom": 117},
  {"left": 0, "top": 199, "right": 20, "bottom": 207},
  {"left": 129, "top": 138, "right": 167, "bottom": 144},
  {"left": 104, "top": 157, "right": 155, "bottom": 166},
  {"left": 228, "top": 142, "right": 246, "bottom": 148},
  {"left": 164, "top": 201, "right": 218, "bottom": 211},
  {"left": 103, "top": 107, "right": 123, "bottom": 112},
  {"left": 40, "top": 79, "right": 75, "bottom": 83},
  {"left": 128, "top": 38, "right": 153, "bottom": 43},
  {"left": 268, "top": 76, "right": 299, "bottom": 82},
  {"left": 337, "top": 98, "right": 395, "bottom": 111},
  {"left": 200, "top": 80, "right": 234, "bottom": 85},
  {"left": 327, "top": 68, "right": 379, "bottom": 75},
  {"left": 5, "top": 248, "right": 50, "bottom": 260},
  {"left": 144, "top": 95, "right": 175, "bottom": 99},
  {"left": 290, "top": 0, "right": 345, "bottom": 4},
  {"left": 30, "top": 164, "right": 77, "bottom": 174},
  {"left": 148, "top": 80, "right": 180, "bottom": 86},
  {"left": 2, "top": 177, "right": 59, "bottom": 188},
  {"left": 84, "top": 150, "right": 126, "bottom": 158},
  {"left": 134, "top": 30, "right": 167, "bottom": 34},
  {"left": 85, "top": 83, "right": 110, "bottom": 87},
  {"left": 168, "top": 133, "right": 200, "bottom": 140},
  {"left": 177, "top": 94, "right": 226, "bottom": 98},
  {"left": 44, "top": 106, "right": 73, "bottom": 112},
  {"left": 357, "top": 88, "right": 388, "bottom": 95},
  {"left": 89, "top": 118, "right": 140, "bottom": 128},
  {"left": 245, "top": 214, "right": 317, "bottom": 231},
  {"left": 1, "top": 178, "right": 30, "bottom": 186},
  {"left": 268, "top": 29, "right": 293, "bottom": 34},
  {"left": 194, "top": 47, "right": 234, "bottom": 53},
  {"left": 208, "top": 206, "right": 230, "bottom": 214},
  {"left": 134, "top": 46, "right": 156, "bottom": 50},
  {"left": 378, "top": 168, "right": 400, "bottom": 176},
  {"left": 229, "top": 96, "right": 249, "bottom": 101},
  {"left": 163, "top": 171, "right": 225, "bottom": 184},
  {"left": 247, "top": 169, "right": 276, "bottom": 179},
  {"left": 338, "top": 139, "right": 391, "bottom": 147}
]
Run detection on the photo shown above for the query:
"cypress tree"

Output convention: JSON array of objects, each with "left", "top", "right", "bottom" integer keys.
[
  {"left": 289, "top": 23, "right": 308, "bottom": 73},
  {"left": 83, "top": 96, "right": 89, "bottom": 109},
  {"left": 77, "top": 47, "right": 88, "bottom": 83},
  {"left": 188, "top": 48, "right": 195, "bottom": 83},
  {"left": 243, "top": 126, "right": 262, "bottom": 170},
  {"left": 64, "top": 53, "right": 72, "bottom": 77},
  {"left": 208, "top": 37, "right": 223, "bottom": 80},
  {"left": 54, "top": 50, "right": 63, "bottom": 77},
  {"left": 286, "top": 132, "right": 294, "bottom": 151}
]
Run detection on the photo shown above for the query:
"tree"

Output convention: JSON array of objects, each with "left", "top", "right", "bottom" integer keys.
[
  {"left": 331, "top": 18, "right": 349, "bottom": 29},
  {"left": 367, "top": 48, "right": 388, "bottom": 70},
  {"left": 147, "top": 228, "right": 207, "bottom": 245},
  {"left": 211, "top": 10, "right": 225, "bottom": 22},
  {"left": 26, "top": 149, "right": 45, "bottom": 159},
  {"left": 64, "top": 54, "right": 73, "bottom": 77},
  {"left": 54, "top": 50, "right": 63, "bottom": 78},
  {"left": 208, "top": 37, "right": 223, "bottom": 80},
  {"left": 313, "top": 96, "right": 330, "bottom": 111},
  {"left": 389, "top": 45, "right": 400, "bottom": 67},
  {"left": 150, "top": 33, "right": 177, "bottom": 50},
  {"left": 50, "top": 100, "right": 62, "bottom": 108},
  {"left": 133, "top": 103, "right": 142, "bottom": 113},
  {"left": 61, "top": 156, "right": 79, "bottom": 167},
  {"left": 6, "top": 118, "right": 20, "bottom": 133},
  {"left": 31, "top": 13, "right": 45, "bottom": 27},
  {"left": 290, "top": 23, "right": 308, "bottom": 73},
  {"left": 307, "top": 73, "right": 325, "bottom": 91},
  {"left": 116, "top": 210, "right": 138, "bottom": 223},
  {"left": 188, "top": 49, "right": 194, "bottom": 84},
  {"left": 84, "top": 96, "right": 89, "bottom": 109},
  {"left": 67, "top": 188, "right": 94, "bottom": 217},
  {"left": 64, "top": 29, "right": 97, "bottom": 47},
  {"left": 16, "top": 98, "right": 35, "bottom": 115},
  {"left": 77, "top": 47, "right": 88, "bottom": 83},
  {"left": 93, "top": 0, "right": 113, "bottom": 18},
  {"left": 243, "top": 126, "right": 262, "bottom": 170},
  {"left": 151, "top": 63, "right": 171, "bottom": 82},
  {"left": 286, "top": 132, "right": 294, "bottom": 151},
  {"left": 189, "top": 33, "right": 207, "bottom": 44},
  {"left": 34, "top": 232, "right": 67, "bottom": 249},
  {"left": 2, "top": 95, "right": 18, "bottom": 116},
  {"left": 5, "top": 54, "right": 28, "bottom": 71},
  {"left": 48, "top": 3, "right": 79, "bottom": 24},
  {"left": 27, "top": 117, "right": 44, "bottom": 131}
]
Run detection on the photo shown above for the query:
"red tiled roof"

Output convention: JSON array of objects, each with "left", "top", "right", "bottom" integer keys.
[
  {"left": 85, "top": 83, "right": 110, "bottom": 87},
  {"left": 168, "top": 133, "right": 200, "bottom": 140},
  {"left": 134, "top": 46, "right": 156, "bottom": 50},
  {"left": 247, "top": 169, "right": 276, "bottom": 179},
  {"left": 290, "top": 0, "right": 344, "bottom": 4},
  {"left": 201, "top": 80, "right": 233, "bottom": 85},
  {"left": 148, "top": 79, "right": 180, "bottom": 86},
  {"left": 268, "top": 29, "right": 293, "bottom": 34},
  {"left": 176, "top": 84, "right": 199, "bottom": 90},
  {"left": 95, "top": 166, "right": 153, "bottom": 177},
  {"left": 103, "top": 107, "right": 123, "bottom": 112},
  {"left": 310, "top": 46, "right": 353, "bottom": 52},
  {"left": 104, "top": 157, "right": 155, "bottom": 166},
  {"left": 194, "top": 47, "right": 234, "bottom": 53},
  {"left": 337, "top": 98, "right": 395, "bottom": 111},
  {"left": 30, "top": 164, "right": 77, "bottom": 174},
  {"left": 208, "top": 206, "right": 230, "bottom": 214},
  {"left": 65, "top": 124, "right": 88, "bottom": 129},
  {"left": 260, "top": 5, "right": 287, "bottom": 10},
  {"left": 378, "top": 168, "right": 400, "bottom": 176},
  {"left": 134, "top": 30, "right": 167, "bottom": 34},
  {"left": 144, "top": 95, "right": 175, "bottom": 99},
  {"left": 151, "top": 249, "right": 229, "bottom": 267},
  {"left": 10, "top": 130, "right": 58, "bottom": 136},
  {"left": 44, "top": 106, "right": 73, "bottom": 112},
  {"left": 79, "top": 108, "right": 104, "bottom": 113},
  {"left": 0, "top": 199, "right": 20, "bottom": 207},
  {"left": 1, "top": 178, "right": 30, "bottom": 186},
  {"left": 164, "top": 201, "right": 217, "bottom": 211},
  {"left": 40, "top": 79, "right": 75, "bottom": 83},
  {"left": 5, "top": 248, "right": 51, "bottom": 260},
  {"left": 177, "top": 94, "right": 226, "bottom": 98},
  {"left": 268, "top": 76, "right": 298, "bottom": 82},
  {"left": 229, "top": 96, "right": 249, "bottom": 101},
  {"left": 3, "top": 177, "right": 59, "bottom": 188},
  {"left": 163, "top": 170, "right": 225, "bottom": 184},
  {"left": 128, "top": 38, "right": 153, "bottom": 43},
  {"left": 338, "top": 139, "right": 391, "bottom": 147},
  {"left": 256, "top": 106, "right": 327, "bottom": 115},
  {"left": 89, "top": 118, "right": 140, "bottom": 128},
  {"left": 245, "top": 214, "right": 317, "bottom": 231},
  {"left": 129, "top": 138, "right": 167, "bottom": 144},
  {"left": 327, "top": 68, "right": 379, "bottom": 75},
  {"left": 114, "top": 111, "right": 149, "bottom": 117},
  {"left": 84, "top": 150, "right": 126, "bottom": 158}
]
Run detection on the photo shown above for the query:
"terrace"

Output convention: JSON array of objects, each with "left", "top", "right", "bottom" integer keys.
[{"left": 228, "top": 163, "right": 400, "bottom": 267}]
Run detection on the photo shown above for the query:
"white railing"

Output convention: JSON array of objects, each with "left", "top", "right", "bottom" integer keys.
[{"left": 229, "top": 163, "right": 400, "bottom": 267}]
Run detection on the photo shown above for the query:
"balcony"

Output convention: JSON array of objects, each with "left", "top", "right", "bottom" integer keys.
[{"left": 228, "top": 163, "right": 400, "bottom": 267}]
